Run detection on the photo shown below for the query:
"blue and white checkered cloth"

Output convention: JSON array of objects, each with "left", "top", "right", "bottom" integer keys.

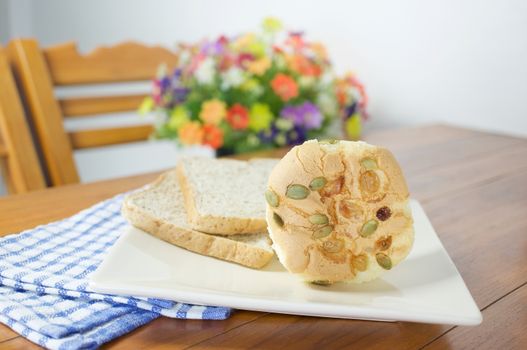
[{"left": 0, "top": 193, "right": 231, "bottom": 350}]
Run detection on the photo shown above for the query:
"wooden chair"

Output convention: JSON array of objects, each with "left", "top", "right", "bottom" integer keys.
[
  {"left": 7, "top": 39, "right": 178, "bottom": 186},
  {"left": 0, "top": 47, "right": 46, "bottom": 194}
]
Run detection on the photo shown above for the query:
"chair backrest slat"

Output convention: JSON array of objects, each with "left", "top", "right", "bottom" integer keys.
[
  {"left": 8, "top": 38, "right": 178, "bottom": 186},
  {"left": 0, "top": 47, "right": 46, "bottom": 193},
  {"left": 44, "top": 42, "right": 178, "bottom": 85},
  {"left": 8, "top": 39, "right": 80, "bottom": 185},
  {"left": 69, "top": 125, "right": 153, "bottom": 149},
  {"left": 60, "top": 94, "right": 147, "bottom": 117}
]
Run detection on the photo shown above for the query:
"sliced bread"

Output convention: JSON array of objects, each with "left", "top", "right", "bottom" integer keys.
[
  {"left": 122, "top": 170, "right": 274, "bottom": 269},
  {"left": 177, "top": 157, "right": 278, "bottom": 235}
]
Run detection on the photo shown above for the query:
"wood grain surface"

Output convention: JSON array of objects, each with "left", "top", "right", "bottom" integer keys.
[
  {"left": 43, "top": 41, "right": 178, "bottom": 85},
  {"left": 68, "top": 125, "right": 154, "bottom": 149},
  {"left": 60, "top": 94, "right": 146, "bottom": 117},
  {"left": 0, "top": 48, "right": 46, "bottom": 193},
  {"left": 7, "top": 39, "right": 80, "bottom": 185},
  {"left": 0, "top": 124, "right": 526, "bottom": 350}
]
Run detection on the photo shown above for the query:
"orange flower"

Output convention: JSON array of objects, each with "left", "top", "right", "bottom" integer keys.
[
  {"left": 199, "top": 99, "right": 226, "bottom": 125},
  {"left": 226, "top": 104, "right": 249, "bottom": 130},
  {"left": 248, "top": 57, "right": 271, "bottom": 76},
  {"left": 271, "top": 73, "right": 299, "bottom": 101},
  {"left": 202, "top": 124, "right": 224, "bottom": 149},
  {"left": 286, "top": 55, "right": 321, "bottom": 77},
  {"left": 178, "top": 121, "right": 204, "bottom": 145}
]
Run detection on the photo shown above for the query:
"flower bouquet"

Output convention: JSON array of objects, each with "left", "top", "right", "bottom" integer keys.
[{"left": 140, "top": 18, "right": 367, "bottom": 155}]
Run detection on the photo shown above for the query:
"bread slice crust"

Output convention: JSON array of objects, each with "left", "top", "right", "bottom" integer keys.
[{"left": 122, "top": 171, "right": 274, "bottom": 269}]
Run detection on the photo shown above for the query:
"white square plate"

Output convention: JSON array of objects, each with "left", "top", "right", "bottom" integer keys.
[{"left": 90, "top": 200, "right": 482, "bottom": 325}]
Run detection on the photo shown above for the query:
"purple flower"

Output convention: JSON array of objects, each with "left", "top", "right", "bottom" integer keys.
[
  {"left": 297, "top": 102, "right": 323, "bottom": 129},
  {"left": 258, "top": 125, "right": 279, "bottom": 144},
  {"left": 200, "top": 41, "right": 212, "bottom": 55},
  {"left": 281, "top": 105, "right": 303, "bottom": 126},
  {"left": 344, "top": 102, "right": 357, "bottom": 120},
  {"left": 200, "top": 37, "right": 226, "bottom": 56},
  {"left": 259, "top": 121, "right": 306, "bottom": 146},
  {"left": 166, "top": 68, "right": 188, "bottom": 105},
  {"left": 172, "top": 87, "right": 189, "bottom": 104},
  {"left": 160, "top": 76, "right": 171, "bottom": 93},
  {"left": 286, "top": 126, "right": 306, "bottom": 145},
  {"left": 280, "top": 102, "right": 323, "bottom": 130},
  {"left": 172, "top": 68, "right": 183, "bottom": 81}
]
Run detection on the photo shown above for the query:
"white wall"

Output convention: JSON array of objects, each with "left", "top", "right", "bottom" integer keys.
[
  {"left": 17, "top": 0, "right": 527, "bottom": 137},
  {"left": 0, "top": 0, "right": 32, "bottom": 41},
  {"left": 5, "top": 0, "right": 527, "bottom": 135},
  {"left": 0, "top": 1, "right": 9, "bottom": 44}
]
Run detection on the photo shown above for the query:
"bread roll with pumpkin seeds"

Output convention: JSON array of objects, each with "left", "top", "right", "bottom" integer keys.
[{"left": 265, "top": 139, "right": 414, "bottom": 284}]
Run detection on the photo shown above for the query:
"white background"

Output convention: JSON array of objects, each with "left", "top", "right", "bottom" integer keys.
[
  {"left": 3, "top": 0, "right": 527, "bottom": 135},
  {"left": 1, "top": 0, "right": 526, "bottom": 194}
]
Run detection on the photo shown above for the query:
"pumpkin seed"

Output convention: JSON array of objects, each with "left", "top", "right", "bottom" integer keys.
[
  {"left": 361, "top": 158, "right": 378, "bottom": 170},
  {"left": 309, "top": 213, "right": 329, "bottom": 225},
  {"left": 319, "top": 139, "right": 340, "bottom": 145},
  {"left": 376, "top": 253, "right": 392, "bottom": 270},
  {"left": 286, "top": 184, "right": 310, "bottom": 199},
  {"left": 273, "top": 213, "right": 284, "bottom": 227},
  {"left": 311, "top": 280, "right": 332, "bottom": 286},
  {"left": 360, "top": 219, "right": 378, "bottom": 237},
  {"left": 309, "top": 177, "right": 327, "bottom": 191},
  {"left": 265, "top": 189, "right": 279, "bottom": 207},
  {"left": 313, "top": 225, "right": 333, "bottom": 239}
]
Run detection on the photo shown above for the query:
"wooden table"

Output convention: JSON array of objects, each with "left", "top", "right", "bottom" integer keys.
[{"left": 0, "top": 124, "right": 526, "bottom": 350}]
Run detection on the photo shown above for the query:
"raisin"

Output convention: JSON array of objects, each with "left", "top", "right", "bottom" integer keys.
[{"left": 376, "top": 206, "right": 391, "bottom": 221}]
